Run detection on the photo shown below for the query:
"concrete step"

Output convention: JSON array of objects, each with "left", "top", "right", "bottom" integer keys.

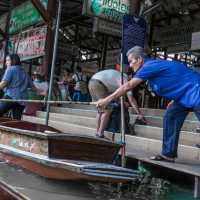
[
  {"left": 129, "top": 115, "right": 200, "bottom": 132},
  {"left": 134, "top": 125, "right": 200, "bottom": 147},
  {"left": 55, "top": 105, "right": 199, "bottom": 122},
  {"left": 32, "top": 110, "right": 200, "bottom": 146},
  {"left": 125, "top": 135, "right": 200, "bottom": 162},
  {"left": 52, "top": 106, "right": 200, "bottom": 127},
  {"left": 36, "top": 111, "right": 200, "bottom": 147},
  {"left": 50, "top": 106, "right": 97, "bottom": 118},
  {"left": 47, "top": 107, "right": 200, "bottom": 133},
  {"left": 22, "top": 115, "right": 200, "bottom": 162},
  {"left": 36, "top": 111, "right": 97, "bottom": 128},
  {"left": 61, "top": 103, "right": 96, "bottom": 110},
  {"left": 22, "top": 115, "right": 96, "bottom": 136},
  {"left": 37, "top": 110, "right": 200, "bottom": 146},
  {"left": 129, "top": 107, "right": 198, "bottom": 121}
]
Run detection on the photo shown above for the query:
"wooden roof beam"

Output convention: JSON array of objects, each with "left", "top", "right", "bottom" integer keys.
[{"left": 31, "top": 0, "right": 51, "bottom": 25}]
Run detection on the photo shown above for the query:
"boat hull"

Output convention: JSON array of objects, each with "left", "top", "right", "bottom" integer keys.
[
  {"left": 0, "top": 118, "right": 138, "bottom": 183},
  {"left": 0, "top": 119, "right": 121, "bottom": 163},
  {"left": 0, "top": 146, "right": 137, "bottom": 183}
]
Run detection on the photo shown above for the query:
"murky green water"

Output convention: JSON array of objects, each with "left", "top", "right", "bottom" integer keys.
[
  {"left": 88, "top": 175, "right": 195, "bottom": 200},
  {"left": 0, "top": 161, "right": 196, "bottom": 200}
]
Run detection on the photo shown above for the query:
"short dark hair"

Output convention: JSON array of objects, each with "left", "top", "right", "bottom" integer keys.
[{"left": 7, "top": 54, "right": 21, "bottom": 66}]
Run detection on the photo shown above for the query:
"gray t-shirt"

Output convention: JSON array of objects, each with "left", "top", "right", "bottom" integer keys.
[{"left": 91, "top": 69, "right": 132, "bottom": 96}]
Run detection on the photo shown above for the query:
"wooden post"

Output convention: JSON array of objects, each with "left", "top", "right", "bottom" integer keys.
[
  {"left": 3, "top": 2, "right": 12, "bottom": 69},
  {"left": 31, "top": 0, "right": 51, "bottom": 24},
  {"left": 130, "top": 0, "right": 141, "bottom": 16},
  {"left": 43, "top": 0, "right": 56, "bottom": 78},
  {"left": 100, "top": 35, "right": 108, "bottom": 70},
  {"left": 194, "top": 176, "right": 200, "bottom": 198},
  {"left": 71, "top": 25, "right": 79, "bottom": 72},
  {"left": 45, "top": 0, "right": 62, "bottom": 126}
]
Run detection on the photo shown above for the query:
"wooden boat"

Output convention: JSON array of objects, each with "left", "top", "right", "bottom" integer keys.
[
  {"left": 0, "top": 179, "right": 30, "bottom": 200},
  {"left": 0, "top": 117, "right": 137, "bottom": 183}
]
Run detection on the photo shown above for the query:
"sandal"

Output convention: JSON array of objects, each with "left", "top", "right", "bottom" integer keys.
[
  {"left": 150, "top": 154, "right": 175, "bottom": 163},
  {"left": 95, "top": 133, "right": 104, "bottom": 138}
]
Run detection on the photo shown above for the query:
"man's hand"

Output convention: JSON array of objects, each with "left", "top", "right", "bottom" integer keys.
[
  {"left": 167, "top": 100, "right": 174, "bottom": 109},
  {"left": 96, "top": 98, "right": 110, "bottom": 109},
  {"left": 136, "top": 113, "right": 147, "bottom": 125},
  {"left": 138, "top": 113, "right": 146, "bottom": 121}
]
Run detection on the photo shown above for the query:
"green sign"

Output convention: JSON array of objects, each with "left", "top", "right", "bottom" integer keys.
[
  {"left": 83, "top": 0, "right": 130, "bottom": 22},
  {"left": 9, "top": 0, "right": 48, "bottom": 34}
]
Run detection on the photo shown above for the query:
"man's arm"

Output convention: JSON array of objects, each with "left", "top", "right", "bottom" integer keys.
[
  {"left": 127, "top": 94, "right": 146, "bottom": 123},
  {"left": 0, "top": 81, "right": 8, "bottom": 90},
  {"left": 96, "top": 78, "right": 143, "bottom": 108},
  {"left": 127, "top": 94, "right": 141, "bottom": 115}
]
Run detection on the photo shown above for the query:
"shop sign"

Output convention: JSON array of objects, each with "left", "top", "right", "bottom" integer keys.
[
  {"left": 93, "top": 17, "right": 121, "bottom": 37},
  {"left": 0, "top": 41, "right": 5, "bottom": 69},
  {"left": 9, "top": 0, "right": 48, "bottom": 34},
  {"left": 83, "top": 0, "right": 130, "bottom": 22},
  {"left": 122, "top": 15, "right": 146, "bottom": 64},
  {"left": 9, "top": 26, "right": 47, "bottom": 61},
  {"left": 191, "top": 32, "right": 200, "bottom": 51}
]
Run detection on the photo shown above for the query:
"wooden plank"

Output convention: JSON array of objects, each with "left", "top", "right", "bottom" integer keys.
[
  {"left": 127, "top": 148, "right": 200, "bottom": 177},
  {"left": 194, "top": 176, "right": 200, "bottom": 198},
  {"left": 48, "top": 136, "right": 120, "bottom": 163}
]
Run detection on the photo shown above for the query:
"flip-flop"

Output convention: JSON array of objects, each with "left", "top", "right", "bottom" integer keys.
[
  {"left": 135, "top": 118, "right": 147, "bottom": 125},
  {"left": 196, "top": 144, "right": 200, "bottom": 148},
  {"left": 150, "top": 154, "right": 175, "bottom": 163},
  {"left": 95, "top": 134, "right": 104, "bottom": 138}
]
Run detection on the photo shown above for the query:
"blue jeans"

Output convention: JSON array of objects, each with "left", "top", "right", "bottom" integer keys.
[
  {"left": 162, "top": 101, "right": 200, "bottom": 158},
  {"left": 72, "top": 90, "right": 88, "bottom": 102}
]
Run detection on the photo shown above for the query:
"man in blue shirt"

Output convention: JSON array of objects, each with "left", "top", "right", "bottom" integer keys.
[{"left": 96, "top": 46, "right": 200, "bottom": 162}]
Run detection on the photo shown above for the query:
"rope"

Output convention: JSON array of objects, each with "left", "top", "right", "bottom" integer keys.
[{"left": 0, "top": 98, "right": 97, "bottom": 105}]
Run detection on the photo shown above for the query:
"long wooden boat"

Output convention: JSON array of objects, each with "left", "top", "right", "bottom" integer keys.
[
  {"left": 0, "top": 117, "right": 137, "bottom": 183},
  {"left": 0, "top": 179, "right": 30, "bottom": 200}
]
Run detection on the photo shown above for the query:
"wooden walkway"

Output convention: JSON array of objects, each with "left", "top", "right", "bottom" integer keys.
[{"left": 126, "top": 149, "right": 200, "bottom": 198}]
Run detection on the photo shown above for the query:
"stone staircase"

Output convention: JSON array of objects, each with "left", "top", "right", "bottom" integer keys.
[{"left": 22, "top": 104, "right": 200, "bottom": 162}]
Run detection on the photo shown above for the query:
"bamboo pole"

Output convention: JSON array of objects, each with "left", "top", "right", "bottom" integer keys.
[
  {"left": 120, "top": 53, "right": 126, "bottom": 168},
  {"left": 0, "top": 99, "right": 97, "bottom": 105}
]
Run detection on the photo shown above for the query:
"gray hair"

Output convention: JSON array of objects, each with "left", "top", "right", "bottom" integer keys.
[{"left": 126, "top": 46, "right": 145, "bottom": 59}]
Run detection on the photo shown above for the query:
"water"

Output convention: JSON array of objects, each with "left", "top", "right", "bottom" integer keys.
[
  {"left": 0, "top": 162, "right": 196, "bottom": 200},
  {"left": 88, "top": 176, "right": 194, "bottom": 200}
]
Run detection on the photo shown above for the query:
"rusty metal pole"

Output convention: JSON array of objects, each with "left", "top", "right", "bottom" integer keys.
[
  {"left": 45, "top": 0, "right": 62, "bottom": 125},
  {"left": 120, "top": 0, "right": 142, "bottom": 168}
]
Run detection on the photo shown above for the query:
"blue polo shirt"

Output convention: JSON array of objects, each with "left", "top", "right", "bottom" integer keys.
[
  {"left": 134, "top": 59, "right": 200, "bottom": 108},
  {"left": 2, "top": 65, "right": 33, "bottom": 100}
]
